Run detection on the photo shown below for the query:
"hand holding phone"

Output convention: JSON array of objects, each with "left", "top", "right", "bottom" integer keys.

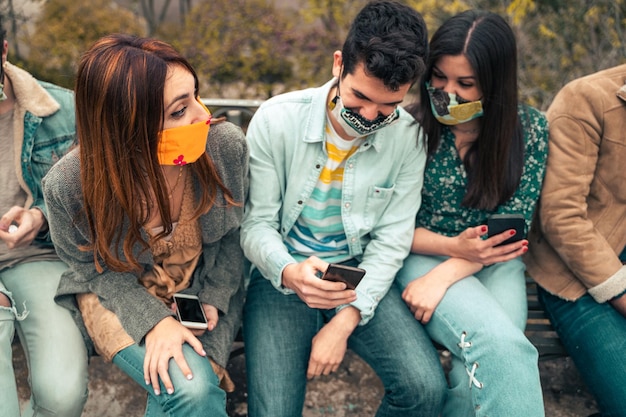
[
  {"left": 487, "top": 214, "right": 526, "bottom": 247},
  {"left": 173, "top": 293, "right": 208, "bottom": 330},
  {"left": 321, "top": 264, "right": 366, "bottom": 290}
]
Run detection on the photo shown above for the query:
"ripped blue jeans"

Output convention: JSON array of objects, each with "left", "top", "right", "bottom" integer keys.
[
  {"left": 395, "top": 254, "right": 544, "bottom": 417},
  {"left": 0, "top": 260, "right": 88, "bottom": 417}
]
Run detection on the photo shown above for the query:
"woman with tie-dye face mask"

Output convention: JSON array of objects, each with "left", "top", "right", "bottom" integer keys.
[
  {"left": 41, "top": 34, "right": 248, "bottom": 417},
  {"left": 397, "top": 10, "right": 549, "bottom": 417}
]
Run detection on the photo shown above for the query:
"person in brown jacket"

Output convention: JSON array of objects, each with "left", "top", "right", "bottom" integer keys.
[{"left": 525, "top": 63, "right": 626, "bottom": 415}]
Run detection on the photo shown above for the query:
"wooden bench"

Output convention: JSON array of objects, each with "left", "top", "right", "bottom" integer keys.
[
  {"left": 229, "top": 277, "right": 569, "bottom": 361},
  {"left": 524, "top": 277, "right": 568, "bottom": 360}
]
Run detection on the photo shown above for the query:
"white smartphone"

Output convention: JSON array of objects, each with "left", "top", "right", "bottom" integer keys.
[{"left": 173, "top": 293, "right": 208, "bottom": 330}]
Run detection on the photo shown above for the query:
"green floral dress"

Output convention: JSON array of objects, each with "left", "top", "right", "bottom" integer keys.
[{"left": 416, "top": 104, "right": 548, "bottom": 237}]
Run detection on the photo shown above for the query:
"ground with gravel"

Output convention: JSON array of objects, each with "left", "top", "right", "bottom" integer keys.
[{"left": 14, "top": 340, "right": 599, "bottom": 416}]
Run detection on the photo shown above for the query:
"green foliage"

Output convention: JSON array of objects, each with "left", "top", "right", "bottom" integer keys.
[
  {"left": 22, "top": 0, "right": 146, "bottom": 89},
  {"left": 407, "top": 0, "right": 474, "bottom": 29},
  {"left": 516, "top": 0, "right": 626, "bottom": 108},
  {"left": 168, "top": 0, "right": 297, "bottom": 98},
  {"left": 13, "top": 0, "right": 626, "bottom": 107},
  {"left": 292, "top": 0, "right": 366, "bottom": 90}
]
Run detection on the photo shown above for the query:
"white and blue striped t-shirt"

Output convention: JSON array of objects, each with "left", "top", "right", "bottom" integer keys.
[{"left": 285, "top": 118, "right": 363, "bottom": 263}]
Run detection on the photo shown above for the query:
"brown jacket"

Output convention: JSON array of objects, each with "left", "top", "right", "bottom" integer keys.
[{"left": 525, "top": 64, "right": 626, "bottom": 302}]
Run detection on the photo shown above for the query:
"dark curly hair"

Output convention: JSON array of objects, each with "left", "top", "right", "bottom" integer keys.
[{"left": 341, "top": 0, "right": 429, "bottom": 91}]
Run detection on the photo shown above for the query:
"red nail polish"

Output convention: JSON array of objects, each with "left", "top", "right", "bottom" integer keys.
[
  {"left": 510, "top": 230, "right": 516, "bottom": 235},
  {"left": 481, "top": 226, "right": 487, "bottom": 233}
]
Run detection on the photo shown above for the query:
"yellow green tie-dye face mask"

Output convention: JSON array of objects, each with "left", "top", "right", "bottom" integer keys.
[{"left": 426, "top": 82, "right": 483, "bottom": 125}]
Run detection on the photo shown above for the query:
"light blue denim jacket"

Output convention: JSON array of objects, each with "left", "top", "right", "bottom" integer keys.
[
  {"left": 241, "top": 78, "right": 427, "bottom": 324},
  {"left": 5, "top": 62, "right": 76, "bottom": 242}
]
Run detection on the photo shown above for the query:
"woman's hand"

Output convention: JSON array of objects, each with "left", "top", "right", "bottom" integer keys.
[
  {"left": 143, "top": 316, "right": 206, "bottom": 396},
  {"left": 452, "top": 225, "right": 527, "bottom": 265},
  {"left": 402, "top": 273, "right": 448, "bottom": 324},
  {"left": 401, "top": 257, "right": 483, "bottom": 323},
  {"left": 187, "top": 304, "right": 220, "bottom": 337},
  {"left": 203, "top": 304, "right": 219, "bottom": 331}
]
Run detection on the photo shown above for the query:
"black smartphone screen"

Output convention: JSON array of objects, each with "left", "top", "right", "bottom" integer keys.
[
  {"left": 487, "top": 214, "right": 525, "bottom": 246},
  {"left": 175, "top": 296, "right": 206, "bottom": 323},
  {"left": 322, "top": 264, "right": 366, "bottom": 290}
]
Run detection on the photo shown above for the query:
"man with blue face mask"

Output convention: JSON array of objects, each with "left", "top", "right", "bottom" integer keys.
[{"left": 240, "top": 1, "right": 446, "bottom": 416}]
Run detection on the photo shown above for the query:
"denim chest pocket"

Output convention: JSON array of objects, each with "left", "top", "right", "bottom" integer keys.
[
  {"left": 363, "top": 184, "right": 395, "bottom": 226},
  {"left": 29, "top": 135, "right": 75, "bottom": 181}
]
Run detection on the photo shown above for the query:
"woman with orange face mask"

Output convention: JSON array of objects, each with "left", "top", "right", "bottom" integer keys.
[{"left": 42, "top": 34, "right": 248, "bottom": 417}]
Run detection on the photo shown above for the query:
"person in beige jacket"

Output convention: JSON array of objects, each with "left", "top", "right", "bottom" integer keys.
[{"left": 525, "top": 63, "right": 626, "bottom": 415}]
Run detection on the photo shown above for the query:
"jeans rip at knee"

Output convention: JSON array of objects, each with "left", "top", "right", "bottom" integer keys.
[{"left": 0, "top": 289, "right": 29, "bottom": 321}]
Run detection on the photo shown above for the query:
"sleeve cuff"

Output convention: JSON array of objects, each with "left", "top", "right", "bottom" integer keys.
[
  {"left": 588, "top": 265, "right": 626, "bottom": 303},
  {"left": 343, "top": 288, "right": 379, "bottom": 326}
]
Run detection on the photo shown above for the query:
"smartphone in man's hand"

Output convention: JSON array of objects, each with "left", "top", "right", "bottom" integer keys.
[{"left": 321, "top": 264, "right": 366, "bottom": 290}]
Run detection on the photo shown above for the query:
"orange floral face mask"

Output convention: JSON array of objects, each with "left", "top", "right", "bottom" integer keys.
[{"left": 157, "top": 100, "right": 211, "bottom": 166}]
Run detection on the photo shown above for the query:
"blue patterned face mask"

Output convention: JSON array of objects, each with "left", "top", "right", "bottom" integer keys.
[
  {"left": 328, "top": 83, "right": 399, "bottom": 138},
  {"left": 426, "top": 82, "right": 483, "bottom": 125}
]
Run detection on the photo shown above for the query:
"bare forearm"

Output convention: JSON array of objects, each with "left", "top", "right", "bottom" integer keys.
[
  {"left": 411, "top": 227, "right": 456, "bottom": 256},
  {"left": 428, "top": 257, "right": 483, "bottom": 288}
]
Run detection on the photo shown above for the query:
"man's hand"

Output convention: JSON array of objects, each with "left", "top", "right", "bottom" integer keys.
[
  {"left": 307, "top": 306, "right": 360, "bottom": 379},
  {"left": 281, "top": 257, "right": 357, "bottom": 309},
  {"left": 0, "top": 206, "right": 47, "bottom": 249},
  {"left": 452, "top": 225, "right": 528, "bottom": 266}
]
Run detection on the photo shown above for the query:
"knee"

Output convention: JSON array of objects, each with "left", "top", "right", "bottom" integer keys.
[
  {"left": 475, "top": 328, "right": 537, "bottom": 361},
  {"left": 453, "top": 328, "right": 539, "bottom": 384},
  {"left": 0, "top": 292, "right": 10, "bottom": 308},
  {"left": 31, "top": 376, "right": 88, "bottom": 416},
  {"left": 386, "top": 364, "right": 447, "bottom": 410},
  {"left": 0, "top": 290, "right": 22, "bottom": 323},
  {"left": 169, "top": 374, "right": 226, "bottom": 410}
]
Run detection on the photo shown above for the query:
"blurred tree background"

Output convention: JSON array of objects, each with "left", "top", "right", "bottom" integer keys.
[{"left": 2, "top": 0, "right": 625, "bottom": 109}]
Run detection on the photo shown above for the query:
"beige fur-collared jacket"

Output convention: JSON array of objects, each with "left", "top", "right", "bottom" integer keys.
[{"left": 525, "top": 64, "right": 626, "bottom": 302}]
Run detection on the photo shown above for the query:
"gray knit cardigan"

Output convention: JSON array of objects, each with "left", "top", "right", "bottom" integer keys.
[{"left": 42, "top": 122, "right": 249, "bottom": 367}]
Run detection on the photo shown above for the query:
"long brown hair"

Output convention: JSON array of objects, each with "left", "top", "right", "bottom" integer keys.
[
  {"left": 75, "top": 34, "right": 235, "bottom": 273},
  {"left": 409, "top": 10, "right": 524, "bottom": 210}
]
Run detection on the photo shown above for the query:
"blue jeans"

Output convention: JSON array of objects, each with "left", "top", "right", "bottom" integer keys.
[
  {"left": 112, "top": 342, "right": 227, "bottom": 417},
  {"left": 396, "top": 254, "right": 544, "bottom": 417},
  {"left": 539, "top": 287, "right": 626, "bottom": 416},
  {"left": 243, "top": 269, "right": 446, "bottom": 417},
  {"left": 0, "top": 260, "right": 89, "bottom": 417}
]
